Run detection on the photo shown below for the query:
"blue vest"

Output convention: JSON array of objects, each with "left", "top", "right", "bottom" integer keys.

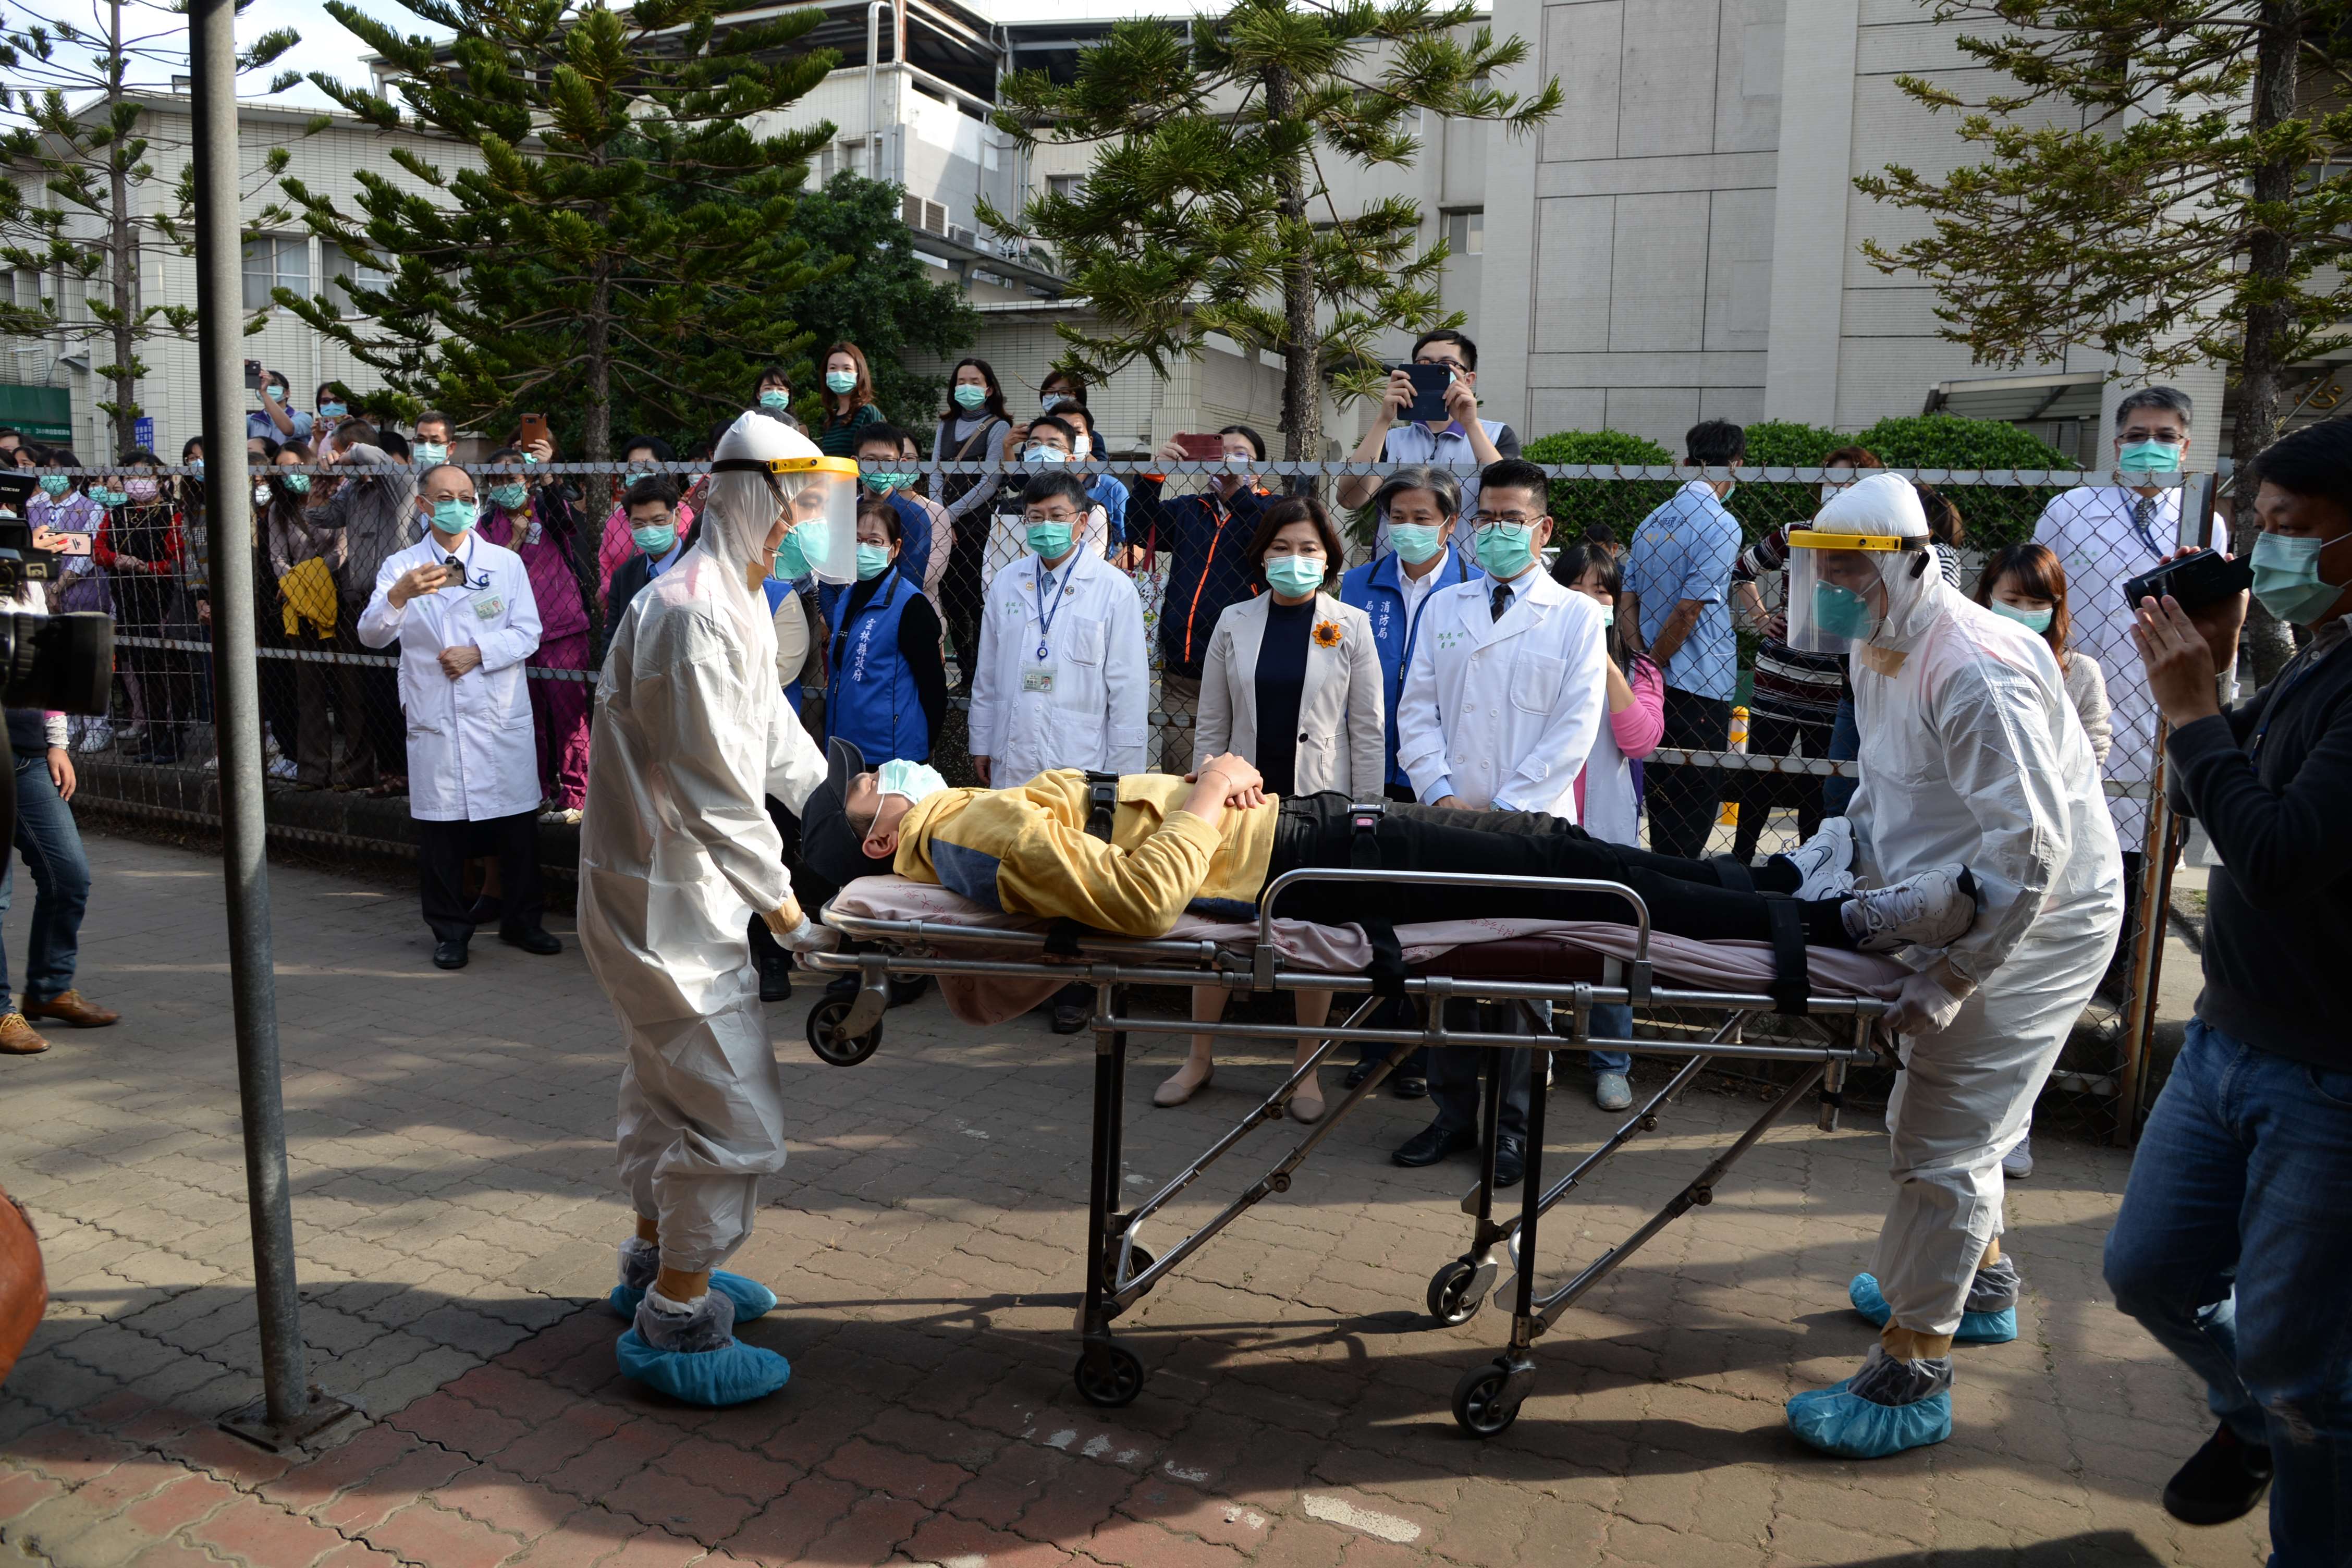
[
  {"left": 826, "top": 573, "right": 928, "bottom": 763},
  {"left": 885, "top": 492, "right": 932, "bottom": 595},
  {"left": 1339, "top": 548, "right": 1480, "bottom": 789}
]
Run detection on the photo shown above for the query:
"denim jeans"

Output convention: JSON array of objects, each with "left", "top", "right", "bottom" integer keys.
[
  {"left": 1586, "top": 1005, "right": 1633, "bottom": 1076},
  {"left": 0, "top": 753, "right": 91, "bottom": 1014},
  {"left": 1821, "top": 693, "right": 1860, "bottom": 817},
  {"left": 2103, "top": 1017, "right": 2352, "bottom": 1568}
]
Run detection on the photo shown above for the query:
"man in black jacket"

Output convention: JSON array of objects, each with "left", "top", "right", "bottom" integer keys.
[{"left": 2103, "top": 416, "right": 2352, "bottom": 1567}]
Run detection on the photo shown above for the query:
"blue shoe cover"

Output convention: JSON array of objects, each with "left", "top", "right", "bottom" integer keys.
[
  {"left": 1786, "top": 1380, "right": 1952, "bottom": 1457},
  {"left": 608, "top": 1270, "right": 779, "bottom": 1324},
  {"left": 616, "top": 1328, "right": 792, "bottom": 1406},
  {"left": 1847, "top": 1272, "right": 2018, "bottom": 1345}
]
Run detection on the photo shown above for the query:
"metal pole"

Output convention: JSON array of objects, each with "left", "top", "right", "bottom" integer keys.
[{"left": 188, "top": 0, "right": 353, "bottom": 1451}]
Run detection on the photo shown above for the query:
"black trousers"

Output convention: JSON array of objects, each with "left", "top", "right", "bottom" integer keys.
[
  {"left": 419, "top": 812, "right": 543, "bottom": 942},
  {"left": 1729, "top": 708, "right": 1831, "bottom": 864},
  {"left": 1263, "top": 795, "right": 1828, "bottom": 945},
  {"left": 1647, "top": 688, "right": 1733, "bottom": 860},
  {"left": 745, "top": 793, "right": 812, "bottom": 970}
]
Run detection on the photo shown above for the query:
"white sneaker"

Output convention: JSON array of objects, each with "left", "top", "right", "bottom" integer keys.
[
  {"left": 1782, "top": 816, "right": 1857, "bottom": 901},
  {"left": 2001, "top": 1135, "right": 2033, "bottom": 1180},
  {"left": 267, "top": 756, "right": 299, "bottom": 781},
  {"left": 1843, "top": 864, "right": 1978, "bottom": 953},
  {"left": 76, "top": 722, "right": 113, "bottom": 754}
]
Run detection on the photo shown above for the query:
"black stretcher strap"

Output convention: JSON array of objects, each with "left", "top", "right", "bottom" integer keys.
[
  {"left": 1762, "top": 893, "right": 1810, "bottom": 1016},
  {"left": 1361, "top": 920, "right": 1410, "bottom": 999},
  {"left": 1046, "top": 772, "right": 1126, "bottom": 957},
  {"left": 1711, "top": 854, "right": 1756, "bottom": 893}
]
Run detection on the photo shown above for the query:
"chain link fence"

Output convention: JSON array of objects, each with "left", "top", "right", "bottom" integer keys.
[{"left": 32, "top": 453, "right": 2200, "bottom": 1138}]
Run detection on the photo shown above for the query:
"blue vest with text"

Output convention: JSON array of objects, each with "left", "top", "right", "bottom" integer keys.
[
  {"left": 1339, "top": 548, "right": 1480, "bottom": 790},
  {"left": 826, "top": 573, "right": 928, "bottom": 764}
]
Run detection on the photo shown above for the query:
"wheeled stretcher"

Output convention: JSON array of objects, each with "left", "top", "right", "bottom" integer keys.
[{"left": 803, "top": 866, "right": 1894, "bottom": 1437}]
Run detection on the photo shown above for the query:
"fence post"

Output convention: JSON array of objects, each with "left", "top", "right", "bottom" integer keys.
[{"left": 188, "top": 0, "right": 356, "bottom": 1450}]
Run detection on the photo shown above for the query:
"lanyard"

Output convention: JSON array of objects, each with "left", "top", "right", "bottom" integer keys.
[
  {"left": 2114, "top": 491, "right": 2167, "bottom": 559},
  {"left": 1033, "top": 558, "right": 1071, "bottom": 660}
]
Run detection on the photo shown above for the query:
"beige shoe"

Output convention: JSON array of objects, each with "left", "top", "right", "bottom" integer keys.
[
  {"left": 1154, "top": 1058, "right": 1214, "bottom": 1107},
  {"left": 0, "top": 1012, "right": 51, "bottom": 1055},
  {"left": 23, "top": 990, "right": 119, "bottom": 1028},
  {"left": 1289, "top": 1085, "right": 1326, "bottom": 1124}
]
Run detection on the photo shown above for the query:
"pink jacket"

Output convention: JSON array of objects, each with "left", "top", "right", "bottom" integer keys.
[{"left": 1575, "top": 656, "right": 1664, "bottom": 824}]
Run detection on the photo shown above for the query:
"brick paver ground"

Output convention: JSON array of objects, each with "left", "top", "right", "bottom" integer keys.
[{"left": 0, "top": 830, "right": 2264, "bottom": 1567}]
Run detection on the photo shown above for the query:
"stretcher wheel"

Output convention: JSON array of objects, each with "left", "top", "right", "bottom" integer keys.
[
  {"left": 1073, "top": 1341, "right": 1144, "bottom": 1407},
  {"left": 1451, "top": 1361, "right": 1523, "bottom": 1438},
  {"left": 805, "top": 998, "right": 883, "bottom": 1067},
  {"left": 1426, "top": 1259, "right": 1496, "bottom": 1327},
  {"left": 1120, "top": 1244, "right": 1155, "bottom": 1282}
]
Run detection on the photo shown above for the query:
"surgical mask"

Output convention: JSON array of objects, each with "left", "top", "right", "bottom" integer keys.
[
  {"left": 1025, "top": 519, "right": 1073, "bottom": 559},
  {"left": 253, "top": 482, "right": 273, "bottom": 508},
  {"left": 101, "top": 488, "right": 126, "bottom": 508},
  {"left": 2118, "top": 438, "right": 2182, "bottom": 475},
  {"left": 318, "top": 401, "right": 346, "bottom": 419},
  {"left": 1596, "top": 605, "right": 1614, "bottom": 628},
  {"left": 862, "top": 470, "right": 913, "bottom": 494},
  {"left": 191, "top": 458, "right": 204, "bottom": 477},
  {"left": 876, "top": 758, "right": 947, "bottom": 806},
  {"left": 37, "top": 475, "right": 67, "bottom": 498},
  {"left": 1473, "top": 522, "right": 1538, "bottom": 578},
  {"left": 1988, "top": 599, "right": 2054, "bottom": 634},
  {"left": 1812, "top": 580, "right": 1879, "bottom": 641},
  {"left": 425, "top": 496, "right": 475, "bottom": 535},
  {"left": 1389, "top": 522, "right": 1444, "bottom": 566},
  {"left": 2249, "top": 529, "right": 2352, "bottom": 625},
  {"left": 1024, "top": 446, "right": 1067, "bottom": 464},
  {"left": 413, "top": 441, "right": 447, "bottom": 467},
  {"left": 282, "top": 472, "right": 311, "bottom": 495},
  {"left": 789, "top": 518, "right": 830, "bottom": 570},
  {"left": 770, "top": 531, "right": 808, "bottom": 581},
  {"left": 264, "top": 384, "right": 285, "bottom": 402},
  {"left": 1265, "top": 555, "right": 1324, "bottom": 596},
  {"left": 825, "top": 370, "right": 858, "bottom": 395},
  {"left": 632, "top": 522, "right": 677, "bottom": 556},
  {"left": 1040, "top": 393, "right": 1070, "bottom": 411},
  {"left": 953, "top": 384, "right": 988, "bottom": 411},
  {"left": 759, "top": 389, "right": 792, "bottom": 412},
  {"left": 855, "top": 542, "right": 893, "bottom": 580},
  {"left": 125, "top": 477, "right": 158, "bottom": 501},
  {"left": 488, "top": 482, "right": 529, "bottom": 512}
]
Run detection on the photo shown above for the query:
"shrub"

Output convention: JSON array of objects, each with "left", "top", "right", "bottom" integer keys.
[
  {"left": 1854, "top": 415, "right": 2078, "bottom": 548},
  {"left": 1521, "top": 430, "right": 1677, "bottom": 545}
]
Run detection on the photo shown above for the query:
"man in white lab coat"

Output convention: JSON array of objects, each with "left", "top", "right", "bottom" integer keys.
[
  {"left": 967, "top": 469, "right": 1148, "bottom": 1030},
  {"left": 359, "top": 462, "right": 557, "bottom": 969},
  {"left": 1391, "top": 458, "right": 1611, "bottom": 1184}
]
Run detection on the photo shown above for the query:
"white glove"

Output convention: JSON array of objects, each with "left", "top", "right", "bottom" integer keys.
[
  {"left": 1883, "top": 964, "right": 1974, "bottom": 1035},
  {"left": 761, "top": 902, "right": 838, "bottom": 954}
]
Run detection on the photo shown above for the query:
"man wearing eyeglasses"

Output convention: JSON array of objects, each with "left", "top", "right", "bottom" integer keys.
[
  {"left": 1390, "top": 457, "right": 1612, "bottom": 1184},
  {"left": 1334, "top": 329, "right": 1522, "bottom": 570}
]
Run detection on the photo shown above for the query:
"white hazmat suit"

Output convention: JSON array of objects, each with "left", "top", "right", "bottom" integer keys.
[
  {"left": 1782, "top": 473, "right": 2123, "bottom": 1457},
  {"left": 577, "top": 413, "right": 853, "bottom": 1403}
]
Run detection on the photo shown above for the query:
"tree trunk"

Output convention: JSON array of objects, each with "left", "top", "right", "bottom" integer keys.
[
  {"left": 2229, "top": 0, "right": 2303, "bottom": 683},
  {"left": 106, "top": 0, "right": 137, "bottom": 448},
  {"left": 1265, "top": 64, "right": 1321, "bottom": 493},
  {"left": 583, "top": 261, "right": 614, "bottom": 461}
]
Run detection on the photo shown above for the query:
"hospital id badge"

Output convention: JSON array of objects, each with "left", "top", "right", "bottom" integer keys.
[
  {"left": 1023, "top": 665, "right": 1055, "bottom": 694},
  {"left": 472, "top": 594, "right": 504, "bottom": 620}
]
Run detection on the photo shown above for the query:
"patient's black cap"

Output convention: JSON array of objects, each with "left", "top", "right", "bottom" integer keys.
[{"left": 800, "top": 737, "right": 897, "bottom": 890}]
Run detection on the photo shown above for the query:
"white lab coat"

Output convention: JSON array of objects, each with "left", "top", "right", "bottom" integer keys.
[
  {"left": 1393, "top": 568, "right": 1610, "bottom": 817},
  {"left": 2032, "top": 484, "right": 2229, "bottom": 854},
  {"left": 968, "top": 547, "right": 1148, "bottom": 783},
  {"left": 358, "top": 532, "right": 543, "bottom": 823}
]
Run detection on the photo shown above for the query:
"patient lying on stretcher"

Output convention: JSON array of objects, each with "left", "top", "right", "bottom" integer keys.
[{"left": 798, "top": 741, "right": 1979, "bottom": 961}]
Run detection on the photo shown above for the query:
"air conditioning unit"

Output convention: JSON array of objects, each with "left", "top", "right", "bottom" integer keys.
[
  {"left": 946, "top": 224, "right": 975, "bottom": 247},
  {"left": 899, "top": 198, "right": 948, "bottom": 236}
]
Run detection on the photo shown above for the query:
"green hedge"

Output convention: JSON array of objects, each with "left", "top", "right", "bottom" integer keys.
[
  {"left": 1521, "top": 430, "right": 1676, "bottom": 544},
  {"left": 1851, "top": 415, "right": 2077, "bottom": 549}
]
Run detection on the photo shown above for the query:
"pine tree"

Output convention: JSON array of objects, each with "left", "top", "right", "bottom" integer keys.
[
  {"left": 1856, "top": 0, "right": 2352, "bottom": 672},
  {"left": 0, "top": 0, "right": 299, "bottom": 446},
  {"left": 278, "top": 0, "right": 842, "bottom": 459},
  {"left": 981, "top": 0, "right": 1558, "bottom": 463}
]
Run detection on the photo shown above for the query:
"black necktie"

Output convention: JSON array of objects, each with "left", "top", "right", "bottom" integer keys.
[{"left": 1490, "top": 582, "right": 1511, "bottom": 622}]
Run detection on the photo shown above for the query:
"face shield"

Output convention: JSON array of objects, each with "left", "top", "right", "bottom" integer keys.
[
  {"left": 714, "top": 454, "right": 860, "bottom": 585},
  {"left": 1783, "top": 529, "right": 1926, "bottom": 654}
]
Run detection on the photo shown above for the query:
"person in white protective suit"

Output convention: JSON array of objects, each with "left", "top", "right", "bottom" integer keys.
[
  {"left": 576, "top": 411, "right": 856, "bottom": 1406},
  {"left": 1777, "top": 472, "right": 2123, "bottom": 1459}
]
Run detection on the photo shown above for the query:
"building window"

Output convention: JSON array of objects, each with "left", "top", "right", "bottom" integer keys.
[
  {"left": 1047, "top": 174, "right": 1084, "bottom": 201},
  {"left": 242, "top": 235, "right": 308, "bottom": 310},
  {"left": 1443, "top": 209, "right": 1484, "bottom": 258},
  {"left": 323, "top": 244, "right": 391, "bottom": 314}
]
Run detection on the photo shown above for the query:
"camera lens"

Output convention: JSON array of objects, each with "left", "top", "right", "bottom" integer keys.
[{"left": 0, "top": 612, "right": 113, "bottom": 716}]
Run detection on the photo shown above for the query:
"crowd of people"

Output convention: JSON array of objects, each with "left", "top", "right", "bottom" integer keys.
[{"left": 4, "top": 352, "right": 2343, "bottom": 1561}]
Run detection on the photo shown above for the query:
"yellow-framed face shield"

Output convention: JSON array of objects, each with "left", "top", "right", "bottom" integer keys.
[
  {"left": 1783, "top": 528, "right": 1927, "bottom": 653},
  {"left": 715, "top": 454, "right": 862, "bottom": 584}
]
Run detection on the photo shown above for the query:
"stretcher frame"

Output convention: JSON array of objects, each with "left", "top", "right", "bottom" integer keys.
[{"left": 804, "top": 866, "right": 1886, "bottom": 1437}]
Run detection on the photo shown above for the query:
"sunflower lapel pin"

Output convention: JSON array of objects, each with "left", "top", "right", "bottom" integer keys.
[{"left": 1312, "top": 619, "right": 1344, "bottom": 650}]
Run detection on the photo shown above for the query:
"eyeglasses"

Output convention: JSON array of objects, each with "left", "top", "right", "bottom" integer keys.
[
  {"left": 1417, "top": 356, "right": 1467, "bottom": 373},
  {"left": 1025, "top": 508, "right": 1082, "bottom": 523},
  {"left": 1472, "top": 511, "right": 1540, "bottom": 528}
]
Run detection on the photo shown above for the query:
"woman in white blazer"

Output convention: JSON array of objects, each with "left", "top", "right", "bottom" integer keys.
[{"left": 1158, "top": 497, "right": 1383, "bottom": 1122}]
